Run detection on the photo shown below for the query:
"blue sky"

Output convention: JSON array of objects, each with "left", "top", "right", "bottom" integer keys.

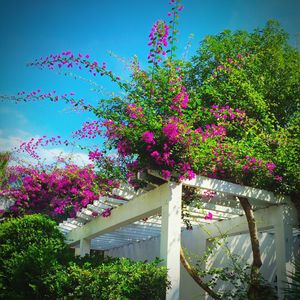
[{"left": 0, "top": 0, "right": 299, "bottom": 164}]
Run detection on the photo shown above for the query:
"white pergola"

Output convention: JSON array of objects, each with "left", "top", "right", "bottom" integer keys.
[{"left": 59, "top": 172, "right": 298, "bottom": 300}]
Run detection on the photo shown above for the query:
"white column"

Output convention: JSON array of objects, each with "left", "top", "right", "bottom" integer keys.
[
  {"left": 273, "top": 205, "right": 293, "bottom": 299},
  {"left": 160, "top": 182, "right": 182, "bottom": 300},
  {"left": 74, "top": 247, "right": 81, "bottom": 256},
  {"left": 80, "top": 238, "right": 91, "bottom": 257}
]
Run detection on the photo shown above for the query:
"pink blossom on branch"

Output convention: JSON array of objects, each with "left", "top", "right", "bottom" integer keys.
[
  {"left": 161, "top": 169, "right": 172, "bottom": 180},
  {"left": 142, "top": 131, "right": 155, "bottom": 144},
  {"left": 204, "top": 212, "right": 213, "bottom": 220}
]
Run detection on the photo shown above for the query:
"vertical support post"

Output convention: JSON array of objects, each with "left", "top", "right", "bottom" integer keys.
[
  {"left": 203, "top": 238, "right": 213, "bottom": 300},
  {"left": 160, "top": 182, "right": 182, "bottom": 300},
  {"left": 80, "top": 238, "right": 91, "bottom": 257},
  {"left": 74, "top": 247, "right": 81, "bottom": 256},
  {"left": 273, "top": 205, "right": 293, "bottom": 299}
]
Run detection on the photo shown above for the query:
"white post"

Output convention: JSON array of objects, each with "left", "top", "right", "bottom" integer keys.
[
  {"left": 273, "top": 205, "right": 293, "bottom": 299},
  {"left": 80, "top": 238, "right": 91, "bottom": 257},
  {"left": 160, "top": 182, "right": 182, "bottom": 300},
  {"left": 74, "top": 247, "right": 81, "bottom": 256}
]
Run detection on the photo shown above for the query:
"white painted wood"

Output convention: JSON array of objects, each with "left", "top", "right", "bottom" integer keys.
[
  {"left": 66, "top": 183, "right": 169, "bottom": 245},
  {"left": 200, "top": 205, "right": 298, "bottom": 239},
  {"left": 160, "top": 182, "right": 182, "bottom": 300},
  {"left": 79, "top": 238, "right": 91, "bottom": 257},
  {"left": 113, "top": 184, "right": 148, "bottom": 200},
  {"left": 182, "top": 175, "right": 278, "bottom": 203},
  {"left": 201, "top": 203, "right": 244, "bottom": 215},
  {"left": 272, "top": 205, "right": 294, "bottom": 299},
  {"left": 186, "top": 206, "right": 235, "bottom": 219},
  {"left": 74, "top": 247, "right": 80, "bottom": 256},
  {"left": 147, "top": 170, "right": 286, "bottom": 205}
]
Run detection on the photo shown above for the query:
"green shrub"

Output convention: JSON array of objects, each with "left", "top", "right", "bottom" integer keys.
[
  {"left": 0, "top": 214, "right": 169, "bottom": 299},
  {"left": 46, "top": 257, "right": 169, "bottom": 300},
  {"left": 0, "top": 214, "right": 72, "bottom": 299}
]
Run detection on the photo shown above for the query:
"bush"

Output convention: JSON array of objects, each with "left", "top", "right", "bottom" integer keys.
[
  {"left": 0, "top": 214, "right": 169, "bottom": 299},
  {"left": 46, "top": 258, "right": 169, "bottom": 300},
  {"left": 0, "top": 214, "right": 72, "bottom": 299}
]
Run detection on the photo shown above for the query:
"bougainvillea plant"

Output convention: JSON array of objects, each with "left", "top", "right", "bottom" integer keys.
[
  {"left": 0, "top": 157, "right": 120, "bottom": 220},
  {"left": 1, "top": 0, "right": 299, "bottom": 298},
  {"left": 1, "top": 0, "right": 295, "bottom": 215}
]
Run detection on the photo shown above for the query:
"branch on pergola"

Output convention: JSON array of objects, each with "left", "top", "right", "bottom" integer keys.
[
  {"left": 238, "top": 196, "right": 262, "bottom": 299},
  {"left": 180, "top": 246, "right": 221, "bottom": 300}
]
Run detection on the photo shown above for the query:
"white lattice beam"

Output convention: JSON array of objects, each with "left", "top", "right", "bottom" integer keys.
[{"left": 66, "top": 183, "right": 169, "bottom": 245}]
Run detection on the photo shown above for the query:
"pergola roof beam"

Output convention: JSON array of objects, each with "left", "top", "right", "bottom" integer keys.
[{"left": 66, "top": 183, "right": 169, "bottom": 245}]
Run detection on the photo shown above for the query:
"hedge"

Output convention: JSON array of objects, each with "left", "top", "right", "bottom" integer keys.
[{"left": 0, "top": 214, "right": 169, "bottom": 299}]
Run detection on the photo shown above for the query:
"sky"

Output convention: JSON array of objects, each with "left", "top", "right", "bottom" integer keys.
[{"left": 0, "top": 0, "right": 299, "bottom": 165}]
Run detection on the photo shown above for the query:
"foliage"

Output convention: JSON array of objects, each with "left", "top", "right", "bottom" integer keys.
[
  {"left": 187, "top": 20, "right": 300, "bottom": 195},
  {"left": 0, "top": 214, "right": 72, "bottom": 299},
  {"left": 0, "top": 214, "right": 169, "bottom": 299},
  {"left": 188, "top": 20, "right": 300, "bottom": 127},
  {"left": 46, "top": 258, "right": 169, "bottom": 300},
  {"left": 1, "top": 4, "right": 298, "bottom": 197},
  {"left": 0, "top": 152, "right": 10, "bottom": 188}
]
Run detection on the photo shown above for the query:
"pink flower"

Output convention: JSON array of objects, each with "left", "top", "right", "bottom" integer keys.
[
  {"left": 107, "top": 179, "right": 114, "bottom": 186},
  {"left": 161, "top": 169, "right": 171, "bottom": 180},
  {"left": 102, "top": 208, "right": 112, "bottom": 218},
  {"left": 81, "top": 198, "right": 90, "bottom": 207},
  {"left": 150, "top": 151, "right": 160, "bottom": 159},
  {"left": 117, "top": 140, "right": 131, "bottom": 156},
  {"left": 186, "top": 170, "right": 196, "bottom": 180},
  {"left": 163, "top": 123, "right": 179, "bottom": 143},
  {"left": 266, "top": 161, "right": 276, "bottom": 173},
  {"left": 204, "top": 212, "right": 213, "bottom": 220},
  {"left": 92, "top": 211, "right": 99, "bottom": 217},
  {"left": 88, "top": 149, "right": 102, "bottom": 161},
  {"left": 142, "top": 131, "right": 155, "bottom": 144},
  {"left": 178, "top": 5, "right": 184, "bottom": 11}
]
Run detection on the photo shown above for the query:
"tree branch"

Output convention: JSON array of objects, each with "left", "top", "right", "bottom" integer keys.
[
  {"left": 238, "top": 196, "right": 262, "bottom": 299},
  {"left": 180, "top": 246, "right": 221, "bottom": 300}
]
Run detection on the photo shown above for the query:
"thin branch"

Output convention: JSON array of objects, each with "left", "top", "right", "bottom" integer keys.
[
  {"left": 180, "top": 246, "right": 221, "bottom": 300},
  {"left": 238, "top": 196, "right": 262, "bottom": 299}
]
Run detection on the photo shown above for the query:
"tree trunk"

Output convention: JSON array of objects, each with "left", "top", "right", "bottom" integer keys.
[
  {"left": 180, "top": 246, "right": 221, "bottom": 300},
  {"left": 238, "top": 196, "right": 262, "bottom": 299}
]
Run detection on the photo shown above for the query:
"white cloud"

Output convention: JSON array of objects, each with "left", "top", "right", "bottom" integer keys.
[
  {"left": 0, "top": 130, "right": 91, "bottom": 167},
  {"left": 39, "top": 148, "right": 90, "bottom": 166},
  {"left": 0, "top": 129, "right": 31, "bottom": 152}
]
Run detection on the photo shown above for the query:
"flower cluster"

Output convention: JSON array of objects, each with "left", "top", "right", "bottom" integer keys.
[
  {"left": 27, "top": 51, "right": 127, "bottom": 92},
  {"left": 170, "top": 86, "right": 189, "bottom": 113},
  {"left": 212, "top": 52, "right": 248, "bottom": 78},
  {"left": 210, "top": 105, "right": 245, "bottom": 122},
  {"left": 18, "top": 136, "right": 70, "bottom": 160},
  {"left": 195, "top": 124, "right": 227, "bottom": 141},
  {"left": 72, "top": 120, "right": 102, "bottom": 139},
  {"left": 88, "top": 149, "right": 102, "bottom": 161},
  {"left": 148, "top": 20, "right": 169, "bottom": 64},
  {"left": 2, "top": 89, "right": 89, "bottom": 111},
  {"left": 1, "top": 162, "right": 119, "bottom": 220},
  {"left": 126, "top": 103, "right": 144, "bottom": 119},
  {"left": 29, "top": 51, "right": 99, "bottom": 76}
]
